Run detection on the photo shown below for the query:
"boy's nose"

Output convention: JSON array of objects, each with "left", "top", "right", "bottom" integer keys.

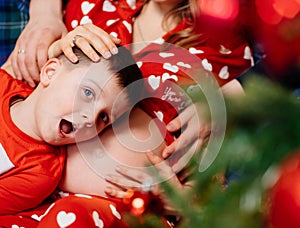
[{"left": 81, "top": 112, "right": 94, "bottom": 128}]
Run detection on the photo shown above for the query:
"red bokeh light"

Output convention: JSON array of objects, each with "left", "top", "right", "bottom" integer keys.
[
  {"left": 255, "top": 0, "right": 300, "bottom": 24},
  {"left": 198, "top": 0, "right": 239, "bottom": 20}
]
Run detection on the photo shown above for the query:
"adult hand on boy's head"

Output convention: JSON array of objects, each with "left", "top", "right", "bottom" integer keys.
[
  {"left": 10, "top": 16, "right": 67, "bottom": 87},
  {"left": 48, "top": 24, "right": 121, "bottom": 64}
]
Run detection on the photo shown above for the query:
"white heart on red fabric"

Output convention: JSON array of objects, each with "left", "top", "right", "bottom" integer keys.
[
  {"left": 122, "top": 20, "right": 132, "bottom": 34},
  {"left": 126, "top": 0, "right": 136, "bottom": 9},
  {"left": 136, "top": 61, "right": 143, "bottom": 68},
  {"left": 109, "top": 204, "right": 121, "bottom": 220},
  {"left": 103, "top": 0, "right": 117, "bottom": 12},
  {"left": 162, "top": 72, "right": 178, "bottom": 82},
  {"left": 110, "top": 32, "right": 118, "bottom": 38},
  {"left": 71, "top": 20, "right": 79, "bottom": 28},
  {"left": 56, "top": 211, "right": 76, "bottom": 227},
  {"left": 201, "top": 59, "right": 213, "bottom": 71},
  {"left": 154, "top": 111, "right": 164, "bottom": 122},
  {"left": 159, "top": 52, "right": 175, "bottom": 58},
  {"left": 31, "top": 214, "right": 42, "bottom": 221},
  {"left": 81, "top": 1, "right": 95, "bottom": 15},
  {"left": 148, "top": 75, "right": 161, "bottom": 90},
  {"left": 12, "top": 225, "right": 23, "bottom": 228},
  {"left": 106, "top": 19, "right": 119, "bottom": 26},
  {"left": 219, "top": 45, "right": 232, "bottom": 54},
  {"left": 92, "top": 211, "right": 104, "bottom": 228},
  {"left": 74, "top": 193, "right": 92, "bottom": 198},
  {"left": 189, "top": 47, "right": 204, "bottom": 54},
  {"left": 243, "top": 46, "right": 251, "bottom": 60},
  {"left": 80, "top": 15, "right": 93, "bottom": 25},
  {"left": 177, "top": 61, "right": 191, "bottom": 69},
  {"left": 218, "top": 66, "right": 230, "bottom": 79},
  {"left": 153, "top": 38, "right": 165, "bottom": 44},
  {"left": 163, "top": 63, "right": 179, "bottom": 73}
]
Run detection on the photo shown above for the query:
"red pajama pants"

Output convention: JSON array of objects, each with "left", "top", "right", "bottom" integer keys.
[{"left": 0, "top": 195, "right": 128, "bottom": 227}]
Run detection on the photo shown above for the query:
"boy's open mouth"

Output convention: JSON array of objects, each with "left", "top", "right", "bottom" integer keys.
[{"left": 59, "top": 119, "right": 76, "bottom": 135}]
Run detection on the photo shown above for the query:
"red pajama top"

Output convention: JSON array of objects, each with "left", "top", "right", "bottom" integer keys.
[
  {"left": 0, "top": 69, "right": 66, "bottom": 215},
  {"left": 65, "top": 0, "right": 253, "bottom": 145}
]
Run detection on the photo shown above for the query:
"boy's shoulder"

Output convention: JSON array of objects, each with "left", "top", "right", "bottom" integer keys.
[{"left": 0, "top": 68, "right": 33, "bottom": 96}]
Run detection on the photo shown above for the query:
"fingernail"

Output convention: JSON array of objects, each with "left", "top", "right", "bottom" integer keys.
[
  {"left": 162, "top": 149, "right": 169, "bottom": 158},
  {"left": 70, "top": 55, "right": 78, "bottom": 63},
  {"left": 115, "top": 165, "right": 122, "bottom": 172},
  {"left": 103, "top": 51, "right": 111, "bottom": 58},
  {"left": 105, "top": 175, "right": 112, "bottom": 181},
  {"left": 166, "top": 123, "right": 174, "bottom": 131},
  {"left": 111, "top": 47, "right": 118, "bottom": 55},
  {"left": 105, "top": 187, "right": 112, "bottom": 194},
  {"left": 92, "top": 53, "right": 100, "bottom": 62}
]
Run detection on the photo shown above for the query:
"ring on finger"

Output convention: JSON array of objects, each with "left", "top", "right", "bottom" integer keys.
[
  {"left": 72, "top": 35, "right": 83, "bottom": 47},
  {"left": 18, "top": 49, "right": 26, "bottom": 54}
]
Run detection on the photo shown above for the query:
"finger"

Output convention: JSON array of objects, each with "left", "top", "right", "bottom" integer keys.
[
  {"left": 162, "top": 141, "right": 177, "bottom": 159},
  {"left": 105, "top": 174, "right": 141, "bottom": 189},
  {"left": 72, "top": 35, "right": 103, "bottom": 61},
  {"left": 110, "top": 34, "right": 121, "bottom": 45},
  {"left": 166, "top": 105, "right": 195, "bottom": 132},
  {"left": 115, "top": 166, "right": 151, "bottom": 184},
  {"left": 16, "top": 50, "right": 36, "bottom": 87},
  {"left": 86, "top": 25, "right": 119, "bottom": 56},
  {"left": 162, "top": 130, "right": 194, "bottom": 159},
  {"left": 48, "top": 40, "right": 78, "bottom": 63},
  {"left": 24, "top": 50, "right": 40, "bottom": 82},
  {"left": 104, "top": 186, "right": 130, "bottom": 198},
  {"left": 10, "top": 49, "right": 23, "bottom": 80},
  {"left": 36, "top": 42, "right": 51, "bottom": 74}
]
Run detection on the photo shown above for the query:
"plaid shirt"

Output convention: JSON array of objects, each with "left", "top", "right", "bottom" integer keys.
[{"left": 0, "top": 0, "right": 29, "bottom": 66}]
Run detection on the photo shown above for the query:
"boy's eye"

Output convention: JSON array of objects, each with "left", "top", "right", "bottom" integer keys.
[
  {"left": 99, "top": 112, "right": 109, "bottom": 124},
  {"left": 84, "top": 89, "right": 94, "bottom": 98}
]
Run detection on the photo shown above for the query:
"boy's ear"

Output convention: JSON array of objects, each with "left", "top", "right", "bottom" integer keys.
[{"left": 40, "top": 58, "right": 61, "bottom": 86}]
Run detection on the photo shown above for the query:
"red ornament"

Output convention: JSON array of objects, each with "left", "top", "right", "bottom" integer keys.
[
  {"left": 122, "top": 190, "right": 164, "bottom": 217},
  {"left": 268, "top": 150, "right": 300, "bottom": 228}
]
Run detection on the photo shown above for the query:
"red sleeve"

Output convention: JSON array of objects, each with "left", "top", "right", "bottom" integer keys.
[{"left": 0, "top": 172, "right": 59, "bottom": 214}]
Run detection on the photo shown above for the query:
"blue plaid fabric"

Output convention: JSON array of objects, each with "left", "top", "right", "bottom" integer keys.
[{"left": 0, "top": 0, "right": 30, "bottom": 66}]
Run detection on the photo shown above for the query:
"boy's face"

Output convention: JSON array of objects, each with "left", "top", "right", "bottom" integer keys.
[{"left": 36, "top": 59, "right": 130, "bottom": 145}]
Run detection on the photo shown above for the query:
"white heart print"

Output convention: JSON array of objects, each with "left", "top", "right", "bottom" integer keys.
[
  {"left": 218, "top": 66, "right": 229, "bottom": 79},
  {"left": 154, "top": 111, "right": 164, "bottom": 122},
  {"left": 81, "top": 1, "right": 95, "bottom": 15},
  {"left": 126, "top": 0, "right": 136, "bottom": 9},
  {"left": 110, "top": 32, "right": 118, "bottom": 38},
  {"left": 56, "top": 211, "right": 76, "bottom": 227},
  {"left": 202, "top": 59, "right": 213, "bottom": 71},
  {"left": 92, "top": 211, "right": 104, "bottom": 228},
  {"left": 219, "top": 45, "right": 232, "bottom": 54},
  {"left": 148, "top": 75, "right": 161, "bottom": 90},
  {"left": 80, "top": 15, "right": 92, "bottom": 25},
  {"left": 12, "top": 225, "right": 23, "bottom": 228},
  {"left": 163, "top": 63, "right": 179, "bottom": 73},
  {"left": 31, "top": 214, "right": 42, "bottom": 221},
  {"left": 71, "top": 20, "right": 79, "bottom": 28},
  {"left": 136, "top": 61, "right": 143, "bottom": 68},
  {"left": 162, "top": 73, "right": 178, "bottom": 82},
  {"left": 177, "top": 61, "right": 191, "bottom": 68},
  {"left": 103, "top": 0, "right": 116, "bottom": 12},
  {"left": 243, "top": 46, "right": 251, "bottom": 60},
  {"left": 159, "top": 52, "right": 175, "bottom": 58},
  {"left": 106, "top": 19, "right": 119, "bottom": 26},
  {"left": 122, "top": 20, "right": 132, "bottom": 34},
  {"left": 189, "top": 47, "right": 204, "bottom": 54},
  {"left": 109, "top": 204, "right": 121, "bottom": 219}
]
